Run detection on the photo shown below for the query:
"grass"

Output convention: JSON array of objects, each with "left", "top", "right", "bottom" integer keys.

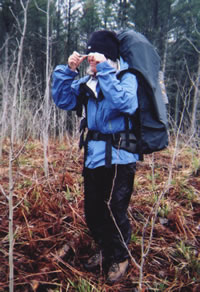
[
  {"left": 68, "top": 278, "right": 101, "bottom": 292},
  {"left": 0, "top": 138, "right": 200, "bottom": 291}
]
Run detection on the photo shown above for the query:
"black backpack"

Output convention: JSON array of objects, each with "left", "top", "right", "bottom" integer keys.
[{"left": 117, "top": 29, "right": 168, "bottom": 160}]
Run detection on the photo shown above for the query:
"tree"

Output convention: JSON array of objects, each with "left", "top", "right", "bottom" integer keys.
[
  {"left": 79, "top": 0, "right": 101, "bottom": 38},
  {"left": 100, "top": 0, "right": 117, "bottom": 29},
  {"left": 130, "top": 0, "right": 174, "bottom": 57},
  {"left": 166, "top": 0, "right": 200, "bottom": 132},
  {"left": 8, "top": 1, "right": 31, "bottom": 290},
  {"left": 118, "top": 0, "right": 130, "bottom": 28},
  {"left": 0, "top": 0, "right": 17, "bottom": 48}
]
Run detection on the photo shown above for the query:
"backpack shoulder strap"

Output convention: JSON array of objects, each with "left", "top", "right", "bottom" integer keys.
[
  {"left": 76, "top": 83, "right": 89, "bottom": 117},
  {"left": 117, "top": 68, "right": 144, "bottom": 161}
]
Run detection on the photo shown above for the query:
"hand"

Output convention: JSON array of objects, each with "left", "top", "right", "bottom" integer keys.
[
  {"left": 88, "top": 52, "right": 106, "bottom": 64},
  {"left": 87, "top": 53, "right": 106, "bottom": 73},
  {"left": 68, "top": 51, "right": 87, "bottom": 71}
]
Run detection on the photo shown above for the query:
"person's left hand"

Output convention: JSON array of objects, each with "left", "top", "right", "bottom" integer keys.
[{"left": 88, "top": 52, "right": 106, "bottom": 64}]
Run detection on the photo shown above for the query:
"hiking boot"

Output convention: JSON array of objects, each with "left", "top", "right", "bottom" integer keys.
[
  {"left": 107, "top": 259, "right": 129, "bottom": 284},
  {"left": 84, "top": 252, "right": 103, "bottom": 271}
]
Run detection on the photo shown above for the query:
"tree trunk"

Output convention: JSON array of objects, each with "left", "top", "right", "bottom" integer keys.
[
  {"left": 43, "top": 0, "right": 52, "bottom": 177},
  {"left": 9, "top": 1, "right": 30, "bottom": 290},
  {"left": 118, "top": 0, "right": 128, "bottom": 29},
  {"left": 0, "top": 34, "right": 9, "bottom": 158},
  {"left": 190, "top": 54, "right": 200, "bottom": 135}
]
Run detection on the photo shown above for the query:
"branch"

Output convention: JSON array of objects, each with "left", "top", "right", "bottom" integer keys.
[
  {"left": 9, "top": 7, "right": 22, "bottom": 35},
  {"left": 0, "top": 35, "right": 12, "bottom": 53},
  {"left": 13, "top": 186, "right": 34, "bottom": 210},
  {"left": 20, "top": 0, "right": 25, "bottom": 10},
  {"left": 34, "top": 0, "right": 47, "bottom": 14},
  {"left": 0, "top": 184, "right": 9, "bottom": 200},
  {"left": 184, "top": 36, "right": 200, "bottom": 54},
  {"left": 192, "top": 16, "right": 200, "bottom": 37}
]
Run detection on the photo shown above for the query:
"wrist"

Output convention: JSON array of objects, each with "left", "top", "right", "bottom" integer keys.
[{"left": 68, "top": 64, "right": 77, "bottom": 71}]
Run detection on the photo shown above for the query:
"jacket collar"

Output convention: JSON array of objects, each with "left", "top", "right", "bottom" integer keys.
[{"left": 117, "top": 56, "right": 129, "bottom": 74}]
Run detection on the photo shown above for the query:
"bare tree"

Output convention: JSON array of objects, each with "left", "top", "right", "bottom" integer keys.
[
  {"left": 8, "top": 1, "right": 30, "bottom": 291},
  {"left": 43, "top": 0, "right": 52, "bottom": 177},
  {"left": 0, "top": 35, "right": 10, "bottom": 158},
  {"left": 190, "top": 55, "right": 200, "bottom": 135},
  {"left": 184, "top": 29, "right": 200, "bottom": 135},
  {"left": 34, "top": 0, "right": 52, "bottom": 177}
]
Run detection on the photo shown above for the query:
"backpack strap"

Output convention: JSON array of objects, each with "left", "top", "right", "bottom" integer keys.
[
  {"left": 124, "top": 115, "right": 130, "bottom": 147},
  {"left": 76, "top": 83, "right": 90, "bottom": 117},
  {"left": 118, "top": 69, "right": 144, "bottom": 161},
  {"left": 79, "top": 117, "right": 87, "bottom": 149}
]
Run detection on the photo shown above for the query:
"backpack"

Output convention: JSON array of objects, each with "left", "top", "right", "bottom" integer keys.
[{"left": 117, "top": 29, "right": 168, "bottom": 160}]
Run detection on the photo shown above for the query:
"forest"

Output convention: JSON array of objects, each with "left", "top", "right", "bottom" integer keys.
[{"left": 0, "top": 0, "right": 200, "bottom": 291}]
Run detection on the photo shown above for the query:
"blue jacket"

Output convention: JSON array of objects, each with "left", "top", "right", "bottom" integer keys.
[{"left": 52, "top": 57, "right": 139, "bottom": 168}]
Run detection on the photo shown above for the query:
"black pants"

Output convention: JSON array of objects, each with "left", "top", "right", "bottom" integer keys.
[{"left": 83, "top": 163, "right": 136, "bottom": 263}]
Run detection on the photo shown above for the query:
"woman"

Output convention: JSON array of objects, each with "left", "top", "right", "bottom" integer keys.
[{"left": 52, "top": 30, "right": 139, "bottom": 284}]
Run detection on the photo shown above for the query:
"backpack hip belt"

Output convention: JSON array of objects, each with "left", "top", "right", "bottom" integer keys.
[{"left": 86, "top": 130, "right": 137, "bottom": 168}]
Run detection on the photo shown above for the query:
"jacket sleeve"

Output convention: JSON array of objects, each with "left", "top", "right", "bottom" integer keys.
[
  {"left": 51, "top": 65, "right": 80, "bottom": 110},
  {"left": 96, "top": 62, "right": 138, "bottom": 116}
]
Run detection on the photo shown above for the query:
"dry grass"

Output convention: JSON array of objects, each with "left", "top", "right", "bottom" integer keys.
[{"left": 0, "top": 138, "right": 199, "bottom": 291}]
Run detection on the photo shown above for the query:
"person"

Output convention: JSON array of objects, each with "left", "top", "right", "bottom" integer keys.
[{"left": 51, "top": 30, "right": 139, "bottom": 284}]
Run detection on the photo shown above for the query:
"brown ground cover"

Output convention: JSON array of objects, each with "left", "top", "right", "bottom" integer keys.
[{"left": 0, "top": 139, "right": 199, "bottom": 291}]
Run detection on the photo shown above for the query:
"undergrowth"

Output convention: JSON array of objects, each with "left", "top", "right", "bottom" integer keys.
[{"left": 0, "top": 139, "right": 199, "bottom": 291}]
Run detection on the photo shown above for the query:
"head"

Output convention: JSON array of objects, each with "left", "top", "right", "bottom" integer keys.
[{"left": 86, "top": 30, "right": 119, "bottom": 63}]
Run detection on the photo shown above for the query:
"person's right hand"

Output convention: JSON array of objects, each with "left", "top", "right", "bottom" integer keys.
[{"left": 68, "top": 51, "right": 87, "bottom": 71}]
